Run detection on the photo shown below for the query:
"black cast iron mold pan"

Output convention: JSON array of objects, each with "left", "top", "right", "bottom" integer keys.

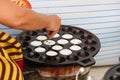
[{"left": 16, "top": 25, "right": 101, "bottom": 67}]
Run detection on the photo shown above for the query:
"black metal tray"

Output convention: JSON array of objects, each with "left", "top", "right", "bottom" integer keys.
[
  {"left": 104, "top": 64, "right": 120, "bottom": 80},
  {"left": 16, "top": 25, "right": 101, "bottom": 67}
]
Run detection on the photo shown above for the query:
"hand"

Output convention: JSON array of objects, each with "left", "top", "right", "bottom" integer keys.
[{"left": 45, "top": 15, "right": 61, "bottom": 39}]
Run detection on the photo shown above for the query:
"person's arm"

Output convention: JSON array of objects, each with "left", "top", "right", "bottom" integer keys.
[{"left": 0, "top": 0, "right": 61, "bottom": 39}]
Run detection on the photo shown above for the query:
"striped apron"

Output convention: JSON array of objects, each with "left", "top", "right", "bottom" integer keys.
[{"left": 0, "top": 31, "right": 24, "bottom": 80}]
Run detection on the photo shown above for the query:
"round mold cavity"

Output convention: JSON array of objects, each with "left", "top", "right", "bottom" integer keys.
[
  {"left": 22, "top": 42, "right": 29, "bottom": 47},
  {"left": 70, "top": 45, "right": 81, "bottom": 51},
  {"left": 90, "top": 47, "right": 96, "bottom": 51},
  {"left": 30, "top": 41, "right": 42, "bottom": 46},
  {"left": 44, "top": 40, "right": 56, "bottom": 46},
  {"left": 53, "top": 33, "right": 60, "bottom": 38},
  {"left": 82, "top": 59, "right": 92, "bottom": 64},
  {"left": 55, "top": 56, "right": 65, "bottom": 63},
  {"left": 34, "top": 47, "right": 46, "bottom": 53},
  {"left": 110, "top": 75, "right": 120, "bottom": 80},
  {"left": 17, "top": 35, "right": 25, "bottom": 41},
  {"left": 29, "top": 31, "right": 38, "bottom": 36},
  {"left": 61, "top": 27, "right": 73, "bottom": 32},
  {"left": 110, "top": 76, "right": 114, "bottom": 80},
  {"left": 81, "top": 35, "right": 92, "bottom": 40},
  {"left": 27, "top": 52, "right": 39, "bottom": 58},
  {"left": 52, "top": 45, "right": 63, "bottom": 51},
  {"left": 62, "top": 34, "right": 73, "bottom": 39},
  {"left": 22, "top": 47, "right": 27, "bottom": 51},
  {"left": 67, "top": 55, "right": 79, "bottom": 61},
  {"left": 36, "top": 35, "right": 47, "bottom": 41},
  {"left": 117, "top": 68, "right": 120, "bottom": 72},
  {"left": 78, "top": 51, "right": 89, "bottom": 58},
  {"left": 57, "top": 39, "right": 69, "bottom": 45},
  {"left": 59, "top": 49, "right": 72, "bottom": 56},
  {"left": 25, "top": 47, "right": 32, "bottom": 53},
  {"left": 85, "top": 40, "right": 97, "bottom": 45},
  {"left": 24, "top": 36, "right": 31, "bottom": 41},
  {"left": 70, "top": 39, "right": 82, "bottom": 45},
  {"left": 39, "top": 55, "right": 47, "bottom": 61},
  {"left": 83, "top": 46, "right": 96, "bottom": 51},
  {"left": 46, "top": 50, "right": 58, "bottom": 57},
  {"left": 73, "top": 30, "right": 84, "bottom": 35}
]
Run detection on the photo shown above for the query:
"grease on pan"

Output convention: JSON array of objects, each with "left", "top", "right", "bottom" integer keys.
[
  {"left": 57, "top": 39, "right": 69, "bottom": 45},
  {"left": 70, "top": 39, "right": 82, "bottom": 44},
  {"left": 46, "top": 50, "right": 58, "bottom": 56},
  {"left": 52, "top": 45, "right": 63, "bottom": 51},
  {"left": 60, "top": 49, "right": 72, "bottom": 55},
  {"left": 62, "top": 34, "right": 73, "bottom": 39},
  {"left": 44, "top": 40, "right": 55, "bottom": 45},
  {"left": 36, "top": 35, "right": 47, "bottom": 41},
  {"left": 70, "top": 45, "right": 81, "bottom": 51},
  {"left": 34, "top": 47, "right": 46, "bottom": 53},
  {"left": 30, "top": 41, "right": 42, "bottom": 46}
]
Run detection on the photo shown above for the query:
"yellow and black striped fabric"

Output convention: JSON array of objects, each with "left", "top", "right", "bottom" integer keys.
[{"left": 0, "top": 31, "right": 24, "bottom": 80}]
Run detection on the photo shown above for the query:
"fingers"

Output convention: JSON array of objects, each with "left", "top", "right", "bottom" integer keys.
[
  {"left": 45, "top": 15, "right": 61, "bottom": 39},
  {"left": 47, "top": 31, "right": 58, "bottom": 39}
]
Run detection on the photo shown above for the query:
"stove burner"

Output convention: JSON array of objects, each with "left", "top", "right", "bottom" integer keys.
[
  {"left": 23, "top": 64, "right": 91, "bottom": 80},
  {"left": 16, "top": 25, "right": 101, "bottom": 67}
]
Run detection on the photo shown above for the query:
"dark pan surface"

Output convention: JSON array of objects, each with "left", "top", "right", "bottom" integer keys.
[
  {"left": 16, "top": 25, "right": 101, "bottom": 67},
  {"left": 104, "top": 64, "right": 120, "bottom": 80}
]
